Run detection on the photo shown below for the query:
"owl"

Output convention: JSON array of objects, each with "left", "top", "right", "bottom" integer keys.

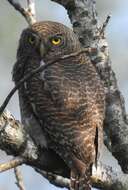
[{"left": 12, "top": 21, "right": 105, "bottom": 190}]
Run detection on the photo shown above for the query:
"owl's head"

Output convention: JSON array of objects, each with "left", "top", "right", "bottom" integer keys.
[{"left": 17, "top": 21, "right": 81, "bottom": 61}]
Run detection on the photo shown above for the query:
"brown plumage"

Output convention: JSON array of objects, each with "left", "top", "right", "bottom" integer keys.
[{"left": 13, "top": 21, "right": 105, "bottom": 190}]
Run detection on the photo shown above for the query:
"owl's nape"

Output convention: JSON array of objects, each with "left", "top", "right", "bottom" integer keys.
[{"left": 13, "top": 21, "right": 105, "bottom": 190}]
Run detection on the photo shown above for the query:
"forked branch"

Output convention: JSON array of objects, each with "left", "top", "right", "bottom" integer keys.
[{"left": 7, "top": 0, "right": 36, "bottom": 25}]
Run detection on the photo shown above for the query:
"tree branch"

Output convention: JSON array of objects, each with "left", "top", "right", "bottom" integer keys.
[
  {"left": 0, "top": 157, "right": 24, "bottom": 173},
  {"left": 7, "top": 0, "right": 36, "bottom": 25},
  {"left": 36, "top": 169, "right": 70, "bottom": 189},
  {"left": 92, "top": 163, "right": 128, "bottom": 190},
  {"left": 1, "top": 110, "right": 128, "bottom": 190},
  {"left": 99, "top": 15, "right": 111, "bottom": 37},
  {"left": 51, "top": 0, "right": 128, "bottom": 173},
  {"left": 36, "top": 162, "right": 128, "bottom": 190},
  {"left": 0, "top": 110, "right": 38, "bottom": 163},
  {"left": 14, "top": 167, "right": 26, "bottom": 190}
]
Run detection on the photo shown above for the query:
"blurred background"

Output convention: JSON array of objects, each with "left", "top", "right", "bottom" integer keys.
[{"left": 0, "top": 0, "right": 128, "bottom": 190}]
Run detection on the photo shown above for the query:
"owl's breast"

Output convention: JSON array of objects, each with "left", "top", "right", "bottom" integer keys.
[
  {"left": 43, "top": 63, "right": 86, "bottom": 115},
  {"left": 25, "top": 58, "right": 104, "bottom": 128},
  {"left": 63, "top": 88, "right": 81, "bottom": 110}
]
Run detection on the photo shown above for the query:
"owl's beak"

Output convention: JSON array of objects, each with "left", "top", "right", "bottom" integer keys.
[{"left": 40, "top": 41, "right": 46, "bottom": 58}]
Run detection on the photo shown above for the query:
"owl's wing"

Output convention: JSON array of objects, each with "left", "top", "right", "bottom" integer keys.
[
  {"left": 18, "top": 87, "right": 48, "bottom": 148},
  {"left": 12, "top": 58, "right": 70, "bottom": 176},
  {"left": 12, "top": 58, "right": 46, "bottom": 147},
  {"left": 18, "top": 86, "right": 70, "bottom": 177}
]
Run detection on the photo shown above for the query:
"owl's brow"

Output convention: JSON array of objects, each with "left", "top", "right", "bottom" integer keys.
[{"left": 0, "top": 47, "right": 97, "bottom": 115}]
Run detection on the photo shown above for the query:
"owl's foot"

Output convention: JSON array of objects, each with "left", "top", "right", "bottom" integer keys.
[
  {"left": 70, "top": 169, "right": 91, "bottom": 190},
  {"left": 70, "top": 170, "right": 79, "bottom": 190}
]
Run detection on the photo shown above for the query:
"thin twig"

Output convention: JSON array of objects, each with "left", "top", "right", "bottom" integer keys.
[
  {"left": 7, "top": 0, "right": 36, "bottom": 25},
  {"left": 0, "top": 157, "right": 24, "bottom": 173},
  {"left": 0, "top": 47, "right": 97, "bottom": 115},
  {"left": 36, "top": 169, "right": 70, "bottom": 189},
  {"left": 99, "top": 15, "right": 111, "bottom": 36},
  {"left": 14, "top": 167, "right": 26, "bottom": 190}
]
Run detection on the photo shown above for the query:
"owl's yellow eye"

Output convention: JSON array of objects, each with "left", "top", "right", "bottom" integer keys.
[
  {"left": 51, "top": 37, "right": 61, "bottom": 45},
  {"left": 28, "top": 36, "right": 36, "bottom": 45}
]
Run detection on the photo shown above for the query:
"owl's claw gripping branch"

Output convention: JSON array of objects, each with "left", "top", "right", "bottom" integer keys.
[{"left": 7, "top": 0, "right": 36, "bottom": 25}]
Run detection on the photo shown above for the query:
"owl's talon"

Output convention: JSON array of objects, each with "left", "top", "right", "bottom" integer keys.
[
  {"left": 70, "top": 177, "right": 76, "bottom": 190},
  {"left": 70, "top": 177, "right": 80, "bottom": 190}
]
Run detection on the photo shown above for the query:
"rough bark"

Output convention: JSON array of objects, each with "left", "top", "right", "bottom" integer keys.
[{"left": 51, "top": 0, "right": 128, "bottom": 173}]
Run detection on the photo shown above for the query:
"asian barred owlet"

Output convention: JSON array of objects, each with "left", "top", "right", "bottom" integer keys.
[{"left": 13, "top": 21, "right": 105, "bottom": 190}]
